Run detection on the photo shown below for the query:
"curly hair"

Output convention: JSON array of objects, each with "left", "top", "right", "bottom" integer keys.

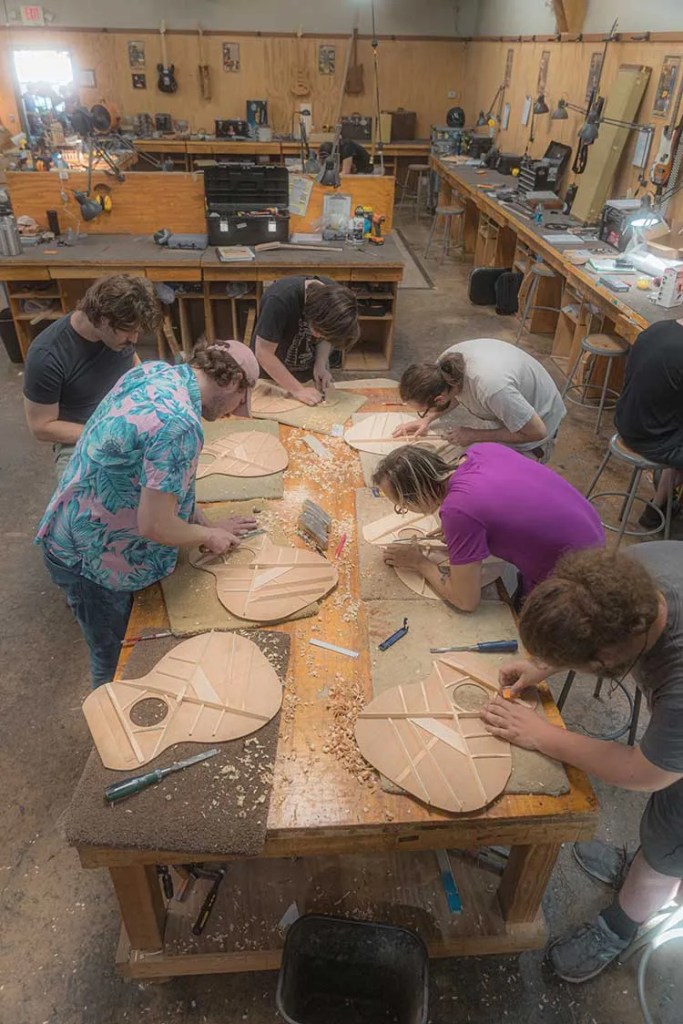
[
  {"left": 190, "top": 343, "right": 251, "bottom": 391},
  {"left": 305, "top": 282, "right": 360, "bottom": 351},
  {"left": 78, "top": 274, "right": 161, "bottom": 333},
  {"left": 372, "top": 445, "right": 454, "bottom": 511},
  {"left": 399, "top": 353, "right": 466, "bottom": 411},
  {"left": 519, "top": 549, "right": 661, "bottom": 666}
]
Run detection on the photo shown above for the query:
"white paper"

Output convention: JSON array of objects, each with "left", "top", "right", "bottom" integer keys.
[
  {"left": 521, "top": 96, "right": 532, "bottom": 126},
  {"left": 288, "top": 174, "right": 314, "bottom": 217},
  {"left": 633, "top": 130, "right": 652, "bottom": 169},
  {"left": 501, "top": 102, "right": 511, "bottom": 130}
]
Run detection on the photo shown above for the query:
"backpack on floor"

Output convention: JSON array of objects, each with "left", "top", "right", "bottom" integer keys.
[
  {"left": 495, "top": 270, "right": 524, "bottom": 315},
  {"left": 468, "top": 266, "right": 510, "bottom": 305}
]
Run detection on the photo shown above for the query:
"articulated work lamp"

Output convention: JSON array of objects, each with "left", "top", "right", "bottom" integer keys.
[
  {"left": 72, "top": 191, "right": 102, "bottom": 221},
  {"left": 476, "top": 84, "right": 506, "bottom": 127},
  {"left": 550, "top": 97, "right": 653, "bottom": 144}
]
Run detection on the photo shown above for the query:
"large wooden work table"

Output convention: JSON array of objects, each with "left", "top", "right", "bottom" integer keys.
[
  {"left": 69, "top": 389, "right": 597, "bottom": 979},
  {"left": 431, "top": 158, "right": 683, "bottom": 345}
]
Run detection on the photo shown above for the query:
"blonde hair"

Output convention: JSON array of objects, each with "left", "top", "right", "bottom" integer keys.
[{"left": 372, "top": 446, "right": 454, "bottom": 510}]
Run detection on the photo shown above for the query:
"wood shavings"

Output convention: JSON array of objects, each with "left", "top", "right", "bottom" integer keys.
[{"left": 325, "top": 681, "right": 377, "bottom": 787}]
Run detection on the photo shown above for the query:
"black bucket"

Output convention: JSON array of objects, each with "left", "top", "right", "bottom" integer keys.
[{"left": 276, "top": 914, "right": 429, "bottom": 1024}]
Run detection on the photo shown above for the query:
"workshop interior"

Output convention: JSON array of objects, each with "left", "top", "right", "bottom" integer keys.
[{"left": 2, "top": 1, "right": 683, "bottom": 1023}]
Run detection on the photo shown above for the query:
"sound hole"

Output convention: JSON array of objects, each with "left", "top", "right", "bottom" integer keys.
[
  {"left": 130, "top": 697, "right": 169, "bottom": 727},
  {"left": 451, "top": 683, "right": 489, "bottom": 712}
]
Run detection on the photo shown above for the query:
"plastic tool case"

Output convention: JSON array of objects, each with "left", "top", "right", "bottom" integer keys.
[{"left": 204, "top": 163, "right": 290, "bottom": 246}]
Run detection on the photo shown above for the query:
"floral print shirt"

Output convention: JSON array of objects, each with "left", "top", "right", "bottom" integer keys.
[{"left": 36, "top": 361, "right": 203, "bottom": 591}]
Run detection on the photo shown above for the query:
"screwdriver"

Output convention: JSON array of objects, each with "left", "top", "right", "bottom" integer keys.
[
  {"left": 430, "top": 640, "right": 519, "bottom": 654},
  {"left": 104, "top": 748, "right": 219, "bottom": 803}
]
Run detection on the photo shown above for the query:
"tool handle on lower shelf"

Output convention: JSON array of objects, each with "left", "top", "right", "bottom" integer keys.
[
  {"left": 477, "top": 640, "right": 518, "bottom": 653},
  {"left": 104, "top": 769, "right": 163, "bottom": 803}
]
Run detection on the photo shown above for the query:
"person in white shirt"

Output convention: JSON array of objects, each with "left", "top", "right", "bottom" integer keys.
[{"left": 393, "top": 338, "right": 566, "bottom": 462}]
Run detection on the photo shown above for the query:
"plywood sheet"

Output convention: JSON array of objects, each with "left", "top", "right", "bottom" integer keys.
[
  {"left": 196, "top": 420, "right": 284, "bottom": 503},
  {"left": 197, "top": 431, "right": 288, "bottom": 480},
  {"left": 366, "top": 600, "right": 569, "bottom": 797},
  {"left": 161, "top": 501, "right": 319, "bottom": 634},
  {"left": 251, "top": 380, "right": 368, "bottom": 436}
]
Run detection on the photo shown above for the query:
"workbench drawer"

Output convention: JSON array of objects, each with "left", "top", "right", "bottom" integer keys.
[
  {"left": 146, "top": 268, "right": 202, "bottom": 282},
  {"left": 0, "top": 267, "right": 51, "bottom": 281}
]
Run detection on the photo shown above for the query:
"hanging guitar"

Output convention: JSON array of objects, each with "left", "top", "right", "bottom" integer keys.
[
  {"left": 650, "top": 77, "right": 683, "bottom": 189},
  {"left": 157, "top": 21, "right": 178, "bottom": 94},
  {"left": 197, "top": 26, "right": 211, "bottom": 101}
]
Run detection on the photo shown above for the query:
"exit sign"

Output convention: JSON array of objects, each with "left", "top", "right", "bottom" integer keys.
[{"left": 21, "top": 5, "right": 45, "bottom": 24}]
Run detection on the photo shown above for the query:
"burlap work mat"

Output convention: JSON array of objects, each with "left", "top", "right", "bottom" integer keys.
[
  {"left": 252, "top": 381, "right": 367, "bottom": 435},
  {"left": 196, "top": 418, "right": 284, "bottom": 503},
  {"left": 64, "top": 630, "right": 289, "bottom": 857}
]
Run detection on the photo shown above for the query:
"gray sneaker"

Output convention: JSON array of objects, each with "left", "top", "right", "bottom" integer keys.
[
  {"left": 573, "top": 840, "right": 633, "bottom": 889},
  {"left": 548, "top": 916, "right": 632, "bottom": 983}
]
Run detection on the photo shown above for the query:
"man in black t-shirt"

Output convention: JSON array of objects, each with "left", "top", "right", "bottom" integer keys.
[
  {"left": 319, "top": 139, "right": 372, "bottom": 174},
  {"left": 614, "top": 319, "right": 683, "bottom": 526},
  {"left": 252, "top": 276, "right": 360, "bottom": 406},
  {"left": 23, "top": 274, "right": 161, "bottom": 478}
]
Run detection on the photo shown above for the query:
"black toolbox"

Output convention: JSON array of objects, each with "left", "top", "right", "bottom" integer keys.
[{"left": 204, "top": 163, "right": 289, "bottom": 246}]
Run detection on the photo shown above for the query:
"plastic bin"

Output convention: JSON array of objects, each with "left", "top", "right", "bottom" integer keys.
[{"left": 276, "top": 914, "right": 429, "bottom": 1024}]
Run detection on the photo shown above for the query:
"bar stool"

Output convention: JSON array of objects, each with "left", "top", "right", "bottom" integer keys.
[
  {"left": 585, "top": 432, "right": 675, "bottom": 547},
  {"left": 398, "top": 163, "right": 431, "bottom": 219},
  {"left": 562, "top": 333, "right": 630, "bottom": 435},
  {"left": 424, "top": 205, "right": 465, "bottom": 262},
  {"left": 515, "top": 262, "right": 561, "bottom": 345},
  {"left": 556, "top": 671, "right": 642, "bottom": 746}
]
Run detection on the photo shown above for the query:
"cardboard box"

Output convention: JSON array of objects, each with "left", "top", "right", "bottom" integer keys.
[
  {"left": 645, "top": 219, "right": 683, "bottom": 259},
  {"left": 655, "top": 265, "right": 683, "bottom": 309}
]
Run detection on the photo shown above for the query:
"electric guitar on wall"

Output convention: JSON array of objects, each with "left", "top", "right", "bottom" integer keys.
[
  {"left": 157, "top": 21, "right": 178, "bottom": 94},
  {"left": 650, "top": 79, "right": 683, "bottom": 189}
]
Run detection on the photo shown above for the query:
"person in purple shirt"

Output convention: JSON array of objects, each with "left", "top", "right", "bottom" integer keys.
[{"left": 372, "top": 443, "right": 604, "bottom": 612}]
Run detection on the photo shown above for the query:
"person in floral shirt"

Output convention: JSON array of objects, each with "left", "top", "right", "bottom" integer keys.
[{"left": 35, "top": 341, "right": 259, "bottom": 687}]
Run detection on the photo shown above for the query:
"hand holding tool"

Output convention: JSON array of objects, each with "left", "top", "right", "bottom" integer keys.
[
  {"left": 104, "top": 748, "right": 219, "bottom": 803},
  {"left": 429, "top": 640, "right": 518, "bottom": 654}
]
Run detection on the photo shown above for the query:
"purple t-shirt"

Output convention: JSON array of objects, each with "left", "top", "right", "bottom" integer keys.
[{"left": 440, "top": 443, "right": 604, "bottom": 593}]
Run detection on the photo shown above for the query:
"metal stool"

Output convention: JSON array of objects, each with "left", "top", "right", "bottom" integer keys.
[
  {"left": 562, "top": 333, "right": 630, "bottom": 434},
  {"left": 556, "top": 671, "right": 642, "bottom": 745},
  {"left": 398, "top": 163, "right": 431, "bottom": 219},
  {"left": 586, "top": 433, "right": 675, "bottom": 547},
  {"left": 424, "top": 205, "right": 464, "bottom": 261},
  {"left": 515, "top": 262, "right": 561, "bottom": 344}
]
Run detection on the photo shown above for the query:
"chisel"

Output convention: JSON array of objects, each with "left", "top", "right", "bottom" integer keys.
[
  {"left": 430, "top": 640, "right": 518, "bottom": 654},
  {"left": 104, "top": 748, "right": 219, "bottom": 803}
]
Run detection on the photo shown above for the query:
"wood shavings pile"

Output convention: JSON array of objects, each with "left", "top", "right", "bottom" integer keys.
[{"left": 324, "top": 679, "right": 377, "bottom": 787}]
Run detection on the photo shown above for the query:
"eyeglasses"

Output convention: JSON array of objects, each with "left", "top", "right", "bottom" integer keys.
[{"left": 393, "top": 503, "right": 408, "bottom": 515}]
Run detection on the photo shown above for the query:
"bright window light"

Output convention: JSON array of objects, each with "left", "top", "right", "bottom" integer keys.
[{"left": 13, "top": 49, "right": 73, "bottom": 90}]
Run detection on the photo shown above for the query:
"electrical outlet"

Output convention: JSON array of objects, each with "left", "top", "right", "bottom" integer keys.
[
  {"left": 448, "top": 91, "right": 457, "bottom": 99},
  {"left": 58, "top": 169, "right": 69, "bottom": 180}
]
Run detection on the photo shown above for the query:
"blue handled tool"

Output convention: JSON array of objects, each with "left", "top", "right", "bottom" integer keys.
[
  {"left": 378, "top": 617, "right": 409, "bottom": 651},
  {"left": 429, "top": 640, "right": 518, "bottom": 654}
]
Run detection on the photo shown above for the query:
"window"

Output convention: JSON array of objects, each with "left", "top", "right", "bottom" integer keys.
[{"left": 13, "top": 49, "right": 73, "bottom": 93}]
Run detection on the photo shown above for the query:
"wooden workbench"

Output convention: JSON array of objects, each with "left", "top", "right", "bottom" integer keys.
[
  {"left": 68, "top": 389, "right": 597, "bottom": 979},
  {"left": 431, "top": 158, "right": 683, "bottom": 377},
  {"left": 0, "top": 234, "right": 403, "bottom": 369}
]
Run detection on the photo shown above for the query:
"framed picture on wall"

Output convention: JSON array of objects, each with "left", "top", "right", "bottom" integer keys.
[
  {"left": 132, "top": 73, "right": 146, "bottom": 90},
  {"left": 223, "top": 42, "right": 241, "bottom": 72},
  {"left": 319, "top": 44, "right": 336, "bottom": 75},
  {"left": 78, "top": 69, "right": 96, "bottom": 88},
  {"left": 128, "top": 41, "right": 145, "bottom": 69},
  {"left": 653, "top": 56, "right": 681, "bottom": 119}
]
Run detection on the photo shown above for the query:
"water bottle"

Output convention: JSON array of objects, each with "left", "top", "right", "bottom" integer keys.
[{"left": 533, "top": 202, "right": 544, "bottom": 226}]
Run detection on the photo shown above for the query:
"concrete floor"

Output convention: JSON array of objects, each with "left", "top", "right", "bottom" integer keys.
[{"left": 1, "top": 214, "right": 681, "bottom": 1024}]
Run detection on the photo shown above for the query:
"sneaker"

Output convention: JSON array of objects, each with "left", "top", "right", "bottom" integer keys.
[
  {"left": 548, "top": 915, "right": 631, "bottom": 983},
  {"left": 638, "top": 499, "right": 679, "bottom": 530},
  {"left": 573, "top": 840, "right": 633, "bottom": 889}
]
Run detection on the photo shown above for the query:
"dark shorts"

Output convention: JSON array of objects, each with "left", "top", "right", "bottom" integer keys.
[
  {"left": 621, "top": 434, "right": 683, "bottom": 471},
  {"left": 640, "top": 778, "right": 683, "bottom": 876}
]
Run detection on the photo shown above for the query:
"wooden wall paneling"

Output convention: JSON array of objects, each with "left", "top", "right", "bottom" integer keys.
[{"left": 5, "top": 170, "right": 205, "bottom": 234}]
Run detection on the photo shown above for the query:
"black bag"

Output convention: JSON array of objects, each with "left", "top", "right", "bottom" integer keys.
[
  {"left": 495, "top": 270, "right": 524, "bottom": 315},
  {"left": 468, "top": 267, "right": 509, "bottom": 306}
]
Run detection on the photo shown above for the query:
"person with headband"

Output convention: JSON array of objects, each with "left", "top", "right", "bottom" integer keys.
[
  {"left": 35, "top": 340, "right": 259, "bottom": 688},
  {"left": 392, "top": 338, "right": 566, "bottom": 462},
  {"left": 372, "top": 443, "right": 603, "bottom": 612},
  {"left": 480, "top": 543, "right": 683, "bottom": 983}
]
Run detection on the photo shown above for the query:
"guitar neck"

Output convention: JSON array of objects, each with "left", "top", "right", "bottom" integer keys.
[{"left": 160, "top": 21, "right": 169, "bottom": 67}]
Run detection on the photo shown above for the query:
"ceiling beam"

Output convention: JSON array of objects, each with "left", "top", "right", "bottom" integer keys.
[{"left": 552, "top": 0, "right": 587, "bottom": 35}]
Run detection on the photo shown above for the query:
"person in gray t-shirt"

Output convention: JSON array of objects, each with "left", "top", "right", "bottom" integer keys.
[
  {"left": 393, "top": 338, "right": 566, "bottom": 462},
  {"left": 479, "top": 541, "right": 683, "bottom": 983}
]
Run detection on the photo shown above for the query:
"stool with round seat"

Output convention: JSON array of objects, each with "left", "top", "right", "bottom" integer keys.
[
  {"left": 585, "top": 432, "right": 675, "bottom": 547},
  {"left": 424, "top": 205, "right": 465, "bottom": 261},
  {"left": 398, "top": 163, "right": 431, "bottom": 219},
  {"left": 562, "top": 333, "right": 630, "bottom": 435},
  {"left": 515, "top": 262, "right": 561, "bottom": 345},
  {"left": 556, "top": 671, "right": 643, "bottom": 746}
]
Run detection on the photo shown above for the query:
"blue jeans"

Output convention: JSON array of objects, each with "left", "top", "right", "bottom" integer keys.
[{"left": 43, "top": 550, "right": 133, "bottom": 688}]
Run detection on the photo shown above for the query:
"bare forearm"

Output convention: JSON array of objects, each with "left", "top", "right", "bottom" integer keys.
[
  {"left": 138, "top": 513, "right": 210, "bottom": 548},
  {"left": 31, "top": 419, "right": 84, "bottom": 445},
  {"left": 464, "top": 425, "right": 545, "bottom": 445},
  {"left": 538, "top": 725, "right": 648, "bottom": 790},
  {"left": 257, "top": 349, "right": 303, "bottom": 395},
  {"left": 420, "top": 560, "right": 477, "bottom": 612},
  {"left": 314, "top": 340, "right": 331, "bottom": 370}
]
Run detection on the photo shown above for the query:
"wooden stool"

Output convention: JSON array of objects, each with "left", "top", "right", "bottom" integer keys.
[
  {"left": 399, "top": 163, "right": 431, "bottom": 220},
  {"left": 515, "top": 262, "right": 560, "bottom": 345},
  {"left": 562, "top": 333, "right": 630, "bottom": 435},
  {"left": 556, "top": 671, "right": 642, "bottom": 746},
  {"left": 585, "top": 433, "right": 675, "bottom": 547},
  {"left": 424, "top": 206, "right": 465, "bottom": 262}
]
